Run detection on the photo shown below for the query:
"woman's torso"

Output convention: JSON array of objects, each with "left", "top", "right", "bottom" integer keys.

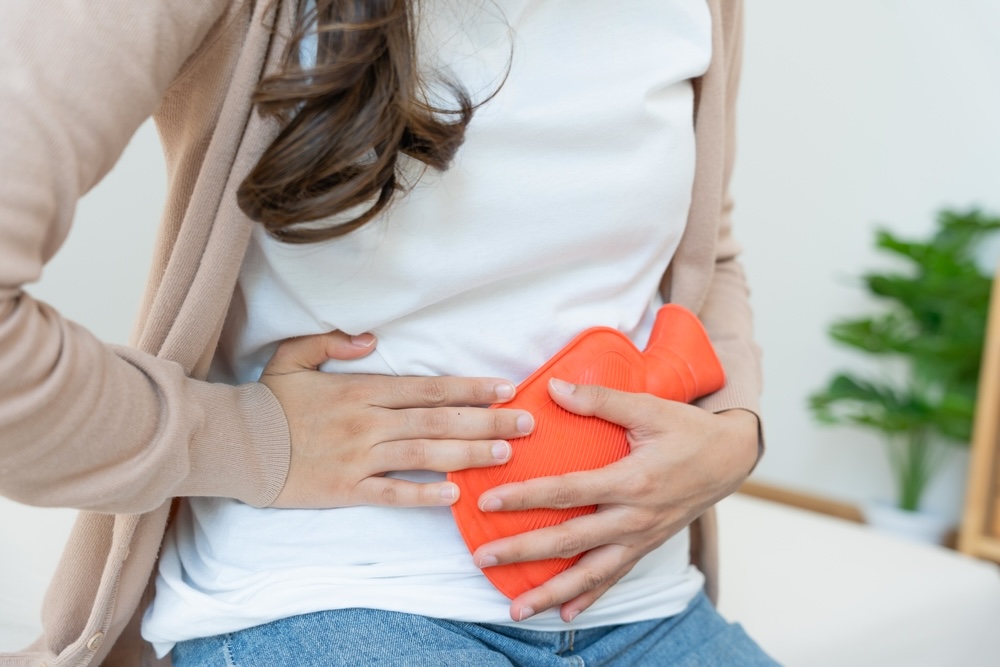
[{"left": 143, "top": 0, "right": 712, "bottom": 654}]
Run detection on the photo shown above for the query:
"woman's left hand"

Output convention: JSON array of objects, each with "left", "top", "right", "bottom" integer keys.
[{"left": 472, "top": 378, "right": 759, "bottom": 623}]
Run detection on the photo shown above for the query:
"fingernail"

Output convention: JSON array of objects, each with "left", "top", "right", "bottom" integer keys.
[
  {"left": 518, "top": 606, "right": 535, "bottom": 621},
  {"left": 350, "top": 333, "right": 376, "bottom": 348},
  {"left": 480, "top": 496, "right": 502, "bottom": 512},
  {"left": 492, "top": 441, "right": 511, "bottom": 462},
  {"left": 566, "top": 610, "right": 580, "bottom": 622},
  {"left": 516, "top": 413, "right": 534, "bottom": 434},
  {"left": 440, "top": 484, "right": 458, "bottom": 501},
  {"left": 477, "top": 553, "right": 498, "bottom": 568},
  {"left": 495, "top": 383, "right": 515, "bottom": 400},
  {"left": 549, "top": 378, "right": 575, "bottom": 395}
]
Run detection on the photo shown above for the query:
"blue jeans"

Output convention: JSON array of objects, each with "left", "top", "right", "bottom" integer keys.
[{"left": 171, "top": 591, "right": 779, "bottom": 666}]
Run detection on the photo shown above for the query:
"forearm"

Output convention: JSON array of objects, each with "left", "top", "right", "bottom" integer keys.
[
  {"left": 0, "top": 0, "right": 279, "bottom": 513},
  {"left": 0, "top": 293, "right": 291, "bottom": 512}
]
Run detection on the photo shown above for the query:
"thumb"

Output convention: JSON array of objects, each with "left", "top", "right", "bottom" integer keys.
[
  {"left": 547, "top": 377, "right": 653, "bottom": 430},
  {"left": 264, "top": 331, "right": 376, "bottom": 375}
]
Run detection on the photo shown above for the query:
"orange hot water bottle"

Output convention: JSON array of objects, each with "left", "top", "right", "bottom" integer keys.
[{"left": 448, "top": 304, "right": 726, "bottom": 600}]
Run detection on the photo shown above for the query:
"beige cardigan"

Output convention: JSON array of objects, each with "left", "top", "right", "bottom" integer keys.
[{"left": 0, "top": 1, "right": 757, "bottom": 664}]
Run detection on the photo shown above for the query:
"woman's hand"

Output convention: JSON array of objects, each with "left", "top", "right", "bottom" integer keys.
[
  {"left": 259, "top": 331, "right": 534, "bottom": 509},
  {"left": 472, "top": 378, "right": 759, "bottom": 622}
]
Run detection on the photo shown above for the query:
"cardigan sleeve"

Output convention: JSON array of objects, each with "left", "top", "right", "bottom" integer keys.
[
  {"left": 687, "top": 0, "right": 765, "bottom": 432},
  {"left": 0, "top": 0, "right": 291, "bottom": 513}
]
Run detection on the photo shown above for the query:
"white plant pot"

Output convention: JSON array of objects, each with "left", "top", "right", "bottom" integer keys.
[{"left": 862, "top": 500, "right": 954, "bottom": 545}]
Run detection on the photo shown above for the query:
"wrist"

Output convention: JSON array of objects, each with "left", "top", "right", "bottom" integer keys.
[{"left": 715, "top": 408, "right": 762, "bottom": 478}]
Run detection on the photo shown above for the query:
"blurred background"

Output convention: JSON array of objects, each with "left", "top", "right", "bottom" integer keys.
[
  {"left": 736, "top": 0, "right": 1000, "bottom": 523},
  {"left": 3, "top": 0, "right": 1000, "bottom": 662}
]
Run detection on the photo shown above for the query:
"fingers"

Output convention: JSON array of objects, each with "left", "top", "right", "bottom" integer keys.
[
  {"left": 547, "top": 378, "right": 660, "bottom": 430},
  {"left": 352, "top": 476, "right": 463, "bottom": 508},
  {"left": 473, "top": 507, "right": 627, "bottom": 568},
  {"left": 265, "top": 330, "right": 377, "bottom": 374},
  {"left": 476, "top": 466, "right": 625, "bottom": 513},
  {"left": 293, "top": 438, "right": 516, "bottom": 508},
  {"left": 373, "top": 375, "right": 517, "bottom": 409},
  {"left": 264, "top": 332, "right": 518, "bottom": 408},
  {"left": 557, "top": 560, "right": 633, "bottom": 622},
  {"left": 508, "top": 546, "right": 639, "bottom": 622},
  {"left": 383, "top": 405, "right": 533, "bottom": 443},
  {"left": 373, "top": 438, "right": 513, "bottom": 473}
]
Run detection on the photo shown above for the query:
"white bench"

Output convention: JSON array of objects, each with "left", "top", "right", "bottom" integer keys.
[{"left": 717, "top": 494, "right": 1000, "bottom": 666}]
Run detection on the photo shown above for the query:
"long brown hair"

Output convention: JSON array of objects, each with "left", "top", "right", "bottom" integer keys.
[{"left": 238, "top": 0, "right": 476, "bottom": 243}]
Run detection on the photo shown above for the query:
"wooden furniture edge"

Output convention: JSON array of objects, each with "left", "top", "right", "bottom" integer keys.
[
  {"left": 737, "top": 480, "right": 864, "bottom": 523},
  {"left": 963, "top": 535, "right": 1000, "bottom": 562},
  {"left": 958, "top": 265, "right": 1000, "bottom": 560}
]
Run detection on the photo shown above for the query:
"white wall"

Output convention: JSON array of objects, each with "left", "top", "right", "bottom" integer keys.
[
  {"left": 28, "top": 125, "right": 164, "bottom": 345},
  {"left": 735, "top": 0, "right": 1000, "bottom": 519},
  {"left": 3, "top": 0, "right": 1000, "bottom": 649}
]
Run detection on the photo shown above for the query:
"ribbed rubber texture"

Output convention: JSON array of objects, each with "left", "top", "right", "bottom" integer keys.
[{"left": 449, "top": 304, "right": 725, "bottom": 599}]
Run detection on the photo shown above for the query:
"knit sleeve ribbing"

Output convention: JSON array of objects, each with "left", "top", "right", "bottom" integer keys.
[{"left": 0, "top": 0, "right": 291, "bottom": 513}]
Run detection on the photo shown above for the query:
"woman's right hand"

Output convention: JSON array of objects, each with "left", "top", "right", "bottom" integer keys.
[{"left": 260, "top": 330, "right": 532, "bottom": 509}]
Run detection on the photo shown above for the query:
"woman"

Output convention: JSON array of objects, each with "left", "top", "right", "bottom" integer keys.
[{"left": 0, "top": 0, "right": 771, "bottom": 664}]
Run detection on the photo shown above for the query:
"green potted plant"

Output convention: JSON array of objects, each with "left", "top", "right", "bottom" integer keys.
[{"left": 810, "top": 209, "right": 1000, "bottom": 542}]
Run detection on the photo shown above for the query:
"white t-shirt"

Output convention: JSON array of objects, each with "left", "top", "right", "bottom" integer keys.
[{"left": 143, "top": 0, "right": 712, "bottom": 655}]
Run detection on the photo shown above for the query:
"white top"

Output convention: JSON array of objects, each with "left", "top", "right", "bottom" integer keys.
[{"left": 143, "top": 0, "right": 712, "bottom": 655}]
